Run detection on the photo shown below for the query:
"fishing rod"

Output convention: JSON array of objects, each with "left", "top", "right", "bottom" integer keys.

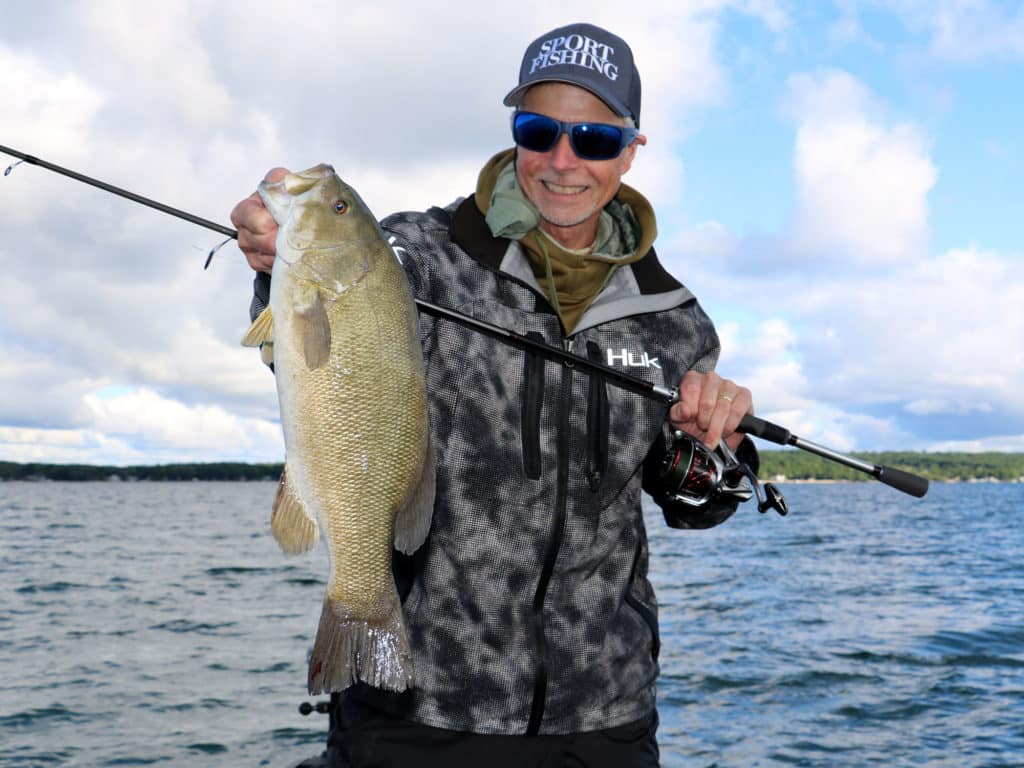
[
  {"left": 442, "top": 312, "right": 928, "bottom": 500},
  {"left": 1, "top": 144, "right": 236, "bottom": 239},
  {"left": 0, "top": 143, "right": 929, "bottom": 500}
]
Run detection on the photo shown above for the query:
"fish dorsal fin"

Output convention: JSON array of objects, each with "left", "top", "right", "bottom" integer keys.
[
  {"left": 293, "top": 282, "right": 331, "bottom": 369},
  {"left": 241, "top": 305, "right": 274, "bottom": 347},
  {"left": 271, "top": 466, "right": 320, "bottom": 554},
  {"left": 393, "top": 441, "right": 436, "bottom": 554}
]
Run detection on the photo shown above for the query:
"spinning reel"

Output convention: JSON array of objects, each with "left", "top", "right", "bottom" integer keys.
[{"left": 649, "top": 429, "right": 788, "bottom": 516}]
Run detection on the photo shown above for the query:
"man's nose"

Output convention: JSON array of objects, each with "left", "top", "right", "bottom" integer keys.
[{"left": 548, "top": 132, "right": 579, "bottom": 170}]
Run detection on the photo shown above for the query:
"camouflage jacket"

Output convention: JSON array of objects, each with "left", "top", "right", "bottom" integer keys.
[{"left": 252, "top": 194, "right": 746, "bottom": 735}]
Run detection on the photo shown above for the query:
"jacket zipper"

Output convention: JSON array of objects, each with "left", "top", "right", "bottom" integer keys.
[
  {"left": 525, "top": 340, "right": 573, "bottom": 735},
  {"left": 624, "top": 543, "right": 661, "bottom": 662},
  {"left": 585, "top": 341, "right": 609, "bottom": 493},
  {"left": 521, "top": 332, "right": 546, "bottom": 480}
]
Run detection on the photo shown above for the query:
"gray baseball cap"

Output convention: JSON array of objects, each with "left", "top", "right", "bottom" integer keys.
[{"left": 503, "top": 23, "right": 642, "bottom": 126}]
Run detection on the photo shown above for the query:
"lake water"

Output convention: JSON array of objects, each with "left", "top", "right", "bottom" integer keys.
[{"left": 2, "top": 481, "right": 1022, "bottom": 767}]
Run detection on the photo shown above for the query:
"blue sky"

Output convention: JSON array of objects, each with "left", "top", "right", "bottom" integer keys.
[
  {"left": 1, "top": 1, "right": 1021, "bottom": 465},
  {"left": 684, "top": 3, "right": 1023, "bottom": 257}
]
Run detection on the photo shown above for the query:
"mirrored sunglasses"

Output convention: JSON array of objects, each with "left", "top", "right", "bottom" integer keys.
[{"left": 511, "top": 111, "right": 638, "bottom": 161}]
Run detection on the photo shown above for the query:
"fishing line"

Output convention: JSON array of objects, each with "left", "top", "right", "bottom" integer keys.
[
  {"left": 0, "top": 142, "right": 929, "bottom": 498},
  {"left": 0, "top": 143, "right": 236, "bottom": 269}
]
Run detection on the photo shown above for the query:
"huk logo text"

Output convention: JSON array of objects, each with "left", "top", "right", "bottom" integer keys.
[{"left": 606, "top": 349, "right": 661, "bottom": 370}]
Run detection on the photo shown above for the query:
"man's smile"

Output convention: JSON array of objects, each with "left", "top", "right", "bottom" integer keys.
[{"left": 542, "top": 180, "right": 588, "bottom": 195}]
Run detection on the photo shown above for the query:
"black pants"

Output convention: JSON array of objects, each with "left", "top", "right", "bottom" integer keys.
[{"left": 325, "top": 698, "right": 660, "bottom": 768}]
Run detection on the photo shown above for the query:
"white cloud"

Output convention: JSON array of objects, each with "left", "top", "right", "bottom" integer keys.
[
  {"left": 1, "top": 45, "right": 107, "bottom": 222},
  {"left": 904, "top": 397, "right": 992, "bottom": 417},
  {"left": 922, "top": 0, "right": 1024, "bottom": 60},
  {"left": 926, "top": 434, "right": 1024, "bottom": 453},
  {"left": 0, "top": 386, "right": 284, "bottom": 466},
  {"left": 662, "top": 64, "right": 1022, "bottom": 452},
  {"left": 735, "top": 0, "right": 790, "bottom": 35},
  {"left": 3, "top": 1, "right": 1016, "bottom": 464},
  {"left": 69, "top": 2, "right": 233, "bottom": 129},
  {"left": 83, "top": 387, "right": 283, "bottom": 457},
  {"left": 683, "top": 237, "right": 1024, "bottom": 450},
  {"left": 823, "top": 0, "right": 1024, "bottom": 61},
  {"left": 784, "top": 69, "right": 937, "bottom": 266},
  {"left": 2, "top": 46, "right": 104, "bottom": 150}
]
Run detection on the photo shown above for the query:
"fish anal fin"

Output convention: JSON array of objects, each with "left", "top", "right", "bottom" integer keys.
[
  {"left": 241, "top": 306, "right": 274, "bottom": 347},
  {"left": 393, "top": 441, "right": 436, "bottom": 555},
  {"left": 307, "top": 587, "right": 414, "bottom": 694},
  {"left": 271, "top": 467, "right": 319, "bottom": 554}
]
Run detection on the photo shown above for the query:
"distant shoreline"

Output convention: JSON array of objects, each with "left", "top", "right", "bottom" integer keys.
[
  {"left": 3, "top": 452, "right": 1023, "bottom": 483},
  {"left": 4, "top": 477, "right": 1016, "bottom": 484}
]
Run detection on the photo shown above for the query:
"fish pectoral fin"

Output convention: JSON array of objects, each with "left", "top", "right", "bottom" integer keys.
[
  {"left": 293, "top": 284, "right": 332, "bottom": 369},
  {"left": 271, "top": 466, "right": 320, "bottom": 554},
  {"left": 393, "top": 440, "right": 436, "bottom": 555},
  {"left": 241, "top": 306, "right": 274, "bottom": 347}
]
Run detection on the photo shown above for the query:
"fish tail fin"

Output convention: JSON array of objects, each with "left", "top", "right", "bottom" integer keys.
[
  {"left": 307, "top": 586, "right": 414, "bottom": 694},
  {"left": 271, "top": 466, "right": 319, "bottom": 554}
]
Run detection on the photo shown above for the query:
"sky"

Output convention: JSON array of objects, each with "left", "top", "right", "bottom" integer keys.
[{"left": 1, "top": 0, "right": 1022, "bottom": 466}]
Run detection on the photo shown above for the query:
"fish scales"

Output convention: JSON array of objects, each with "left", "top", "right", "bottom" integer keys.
[{"left": 242, "top": 164, "right": 434, "bottom": 694}]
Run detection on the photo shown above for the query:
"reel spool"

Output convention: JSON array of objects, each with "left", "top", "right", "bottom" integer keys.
[{"left": 650, "top": 430, "right": 788, "bottom": 516}]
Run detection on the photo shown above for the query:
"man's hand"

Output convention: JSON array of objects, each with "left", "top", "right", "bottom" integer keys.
[
  {"left": 230, "top": 167, "right": 289, "bottom": 273},
  {"left": 669, "top": 370, "right": 753, "bottom": 451}
]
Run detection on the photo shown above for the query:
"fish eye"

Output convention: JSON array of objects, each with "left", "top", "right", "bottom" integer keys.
[{"left": 334, "top": 200, "right": 348, "bottom": 215}]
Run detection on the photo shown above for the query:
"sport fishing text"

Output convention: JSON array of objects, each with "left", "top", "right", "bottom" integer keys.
[{"left": 530, "top": 35, "right": 619, "bottom": 81}]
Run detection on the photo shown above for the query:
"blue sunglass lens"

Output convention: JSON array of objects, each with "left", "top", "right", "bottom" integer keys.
[
  {"left": 513, "top": 113, "right": 561, "bottom": 153},
  {"left": 570, "top": 123, "right": 625, "bottom": 160},
  {"left": 512, "top": 113, "right": 631, "bottom": 160}
]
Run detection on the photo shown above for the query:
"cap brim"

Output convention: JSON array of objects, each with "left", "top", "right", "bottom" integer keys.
[
  {"left": 502, "top": 78, "right": 632, "bottom": 121},
  {"left": 502, "top": 83, "right": 532, "bottom": 108}
]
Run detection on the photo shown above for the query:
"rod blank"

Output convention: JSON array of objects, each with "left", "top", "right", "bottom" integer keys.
[
  {"left": 0, "top": 144, "right": 236, "bottom": 238},
  {"left": 0, "top": 142, "right": 930, "bottom": 499}
]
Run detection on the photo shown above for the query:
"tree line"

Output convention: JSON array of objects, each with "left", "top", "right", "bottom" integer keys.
[
  {"left": 2, "top": 452, "right": 1022, "bottom": 483},
  {"left": 757, "top": 450, "right": 1024, "bottom": 482},
  {"left": 0, "top": 461, "right": 284, "bottom": 482}
]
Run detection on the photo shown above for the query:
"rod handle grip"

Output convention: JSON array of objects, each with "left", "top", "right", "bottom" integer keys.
[
  {"left": 876, "top": 465, "right": 929, "bottom": 498},
  {"left": 738, "top": 414, "right": 791, "bottom": 446}
]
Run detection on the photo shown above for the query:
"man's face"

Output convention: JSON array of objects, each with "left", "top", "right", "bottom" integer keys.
[{"left": 515, "top": 82, "right": 644, "bottom": 250}]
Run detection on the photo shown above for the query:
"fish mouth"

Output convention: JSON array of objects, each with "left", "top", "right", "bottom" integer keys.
[
  {"left": 283, "top": 164, "right": 336, "bottom": 195},
  {"left": 260, "top": 163, "right": 335, "bottom": 197},
  {"left": 258, "top": 163, "right": 337, "bottom": 223}
]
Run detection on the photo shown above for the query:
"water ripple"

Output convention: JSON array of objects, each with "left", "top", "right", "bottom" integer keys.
[{"left": 2, "top": 480, "right": 1022, "bottom": 767}]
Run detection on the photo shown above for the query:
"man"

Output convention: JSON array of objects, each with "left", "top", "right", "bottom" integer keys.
[{"left": 233, "top": 22, "right": 756, "bottom": 768}]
